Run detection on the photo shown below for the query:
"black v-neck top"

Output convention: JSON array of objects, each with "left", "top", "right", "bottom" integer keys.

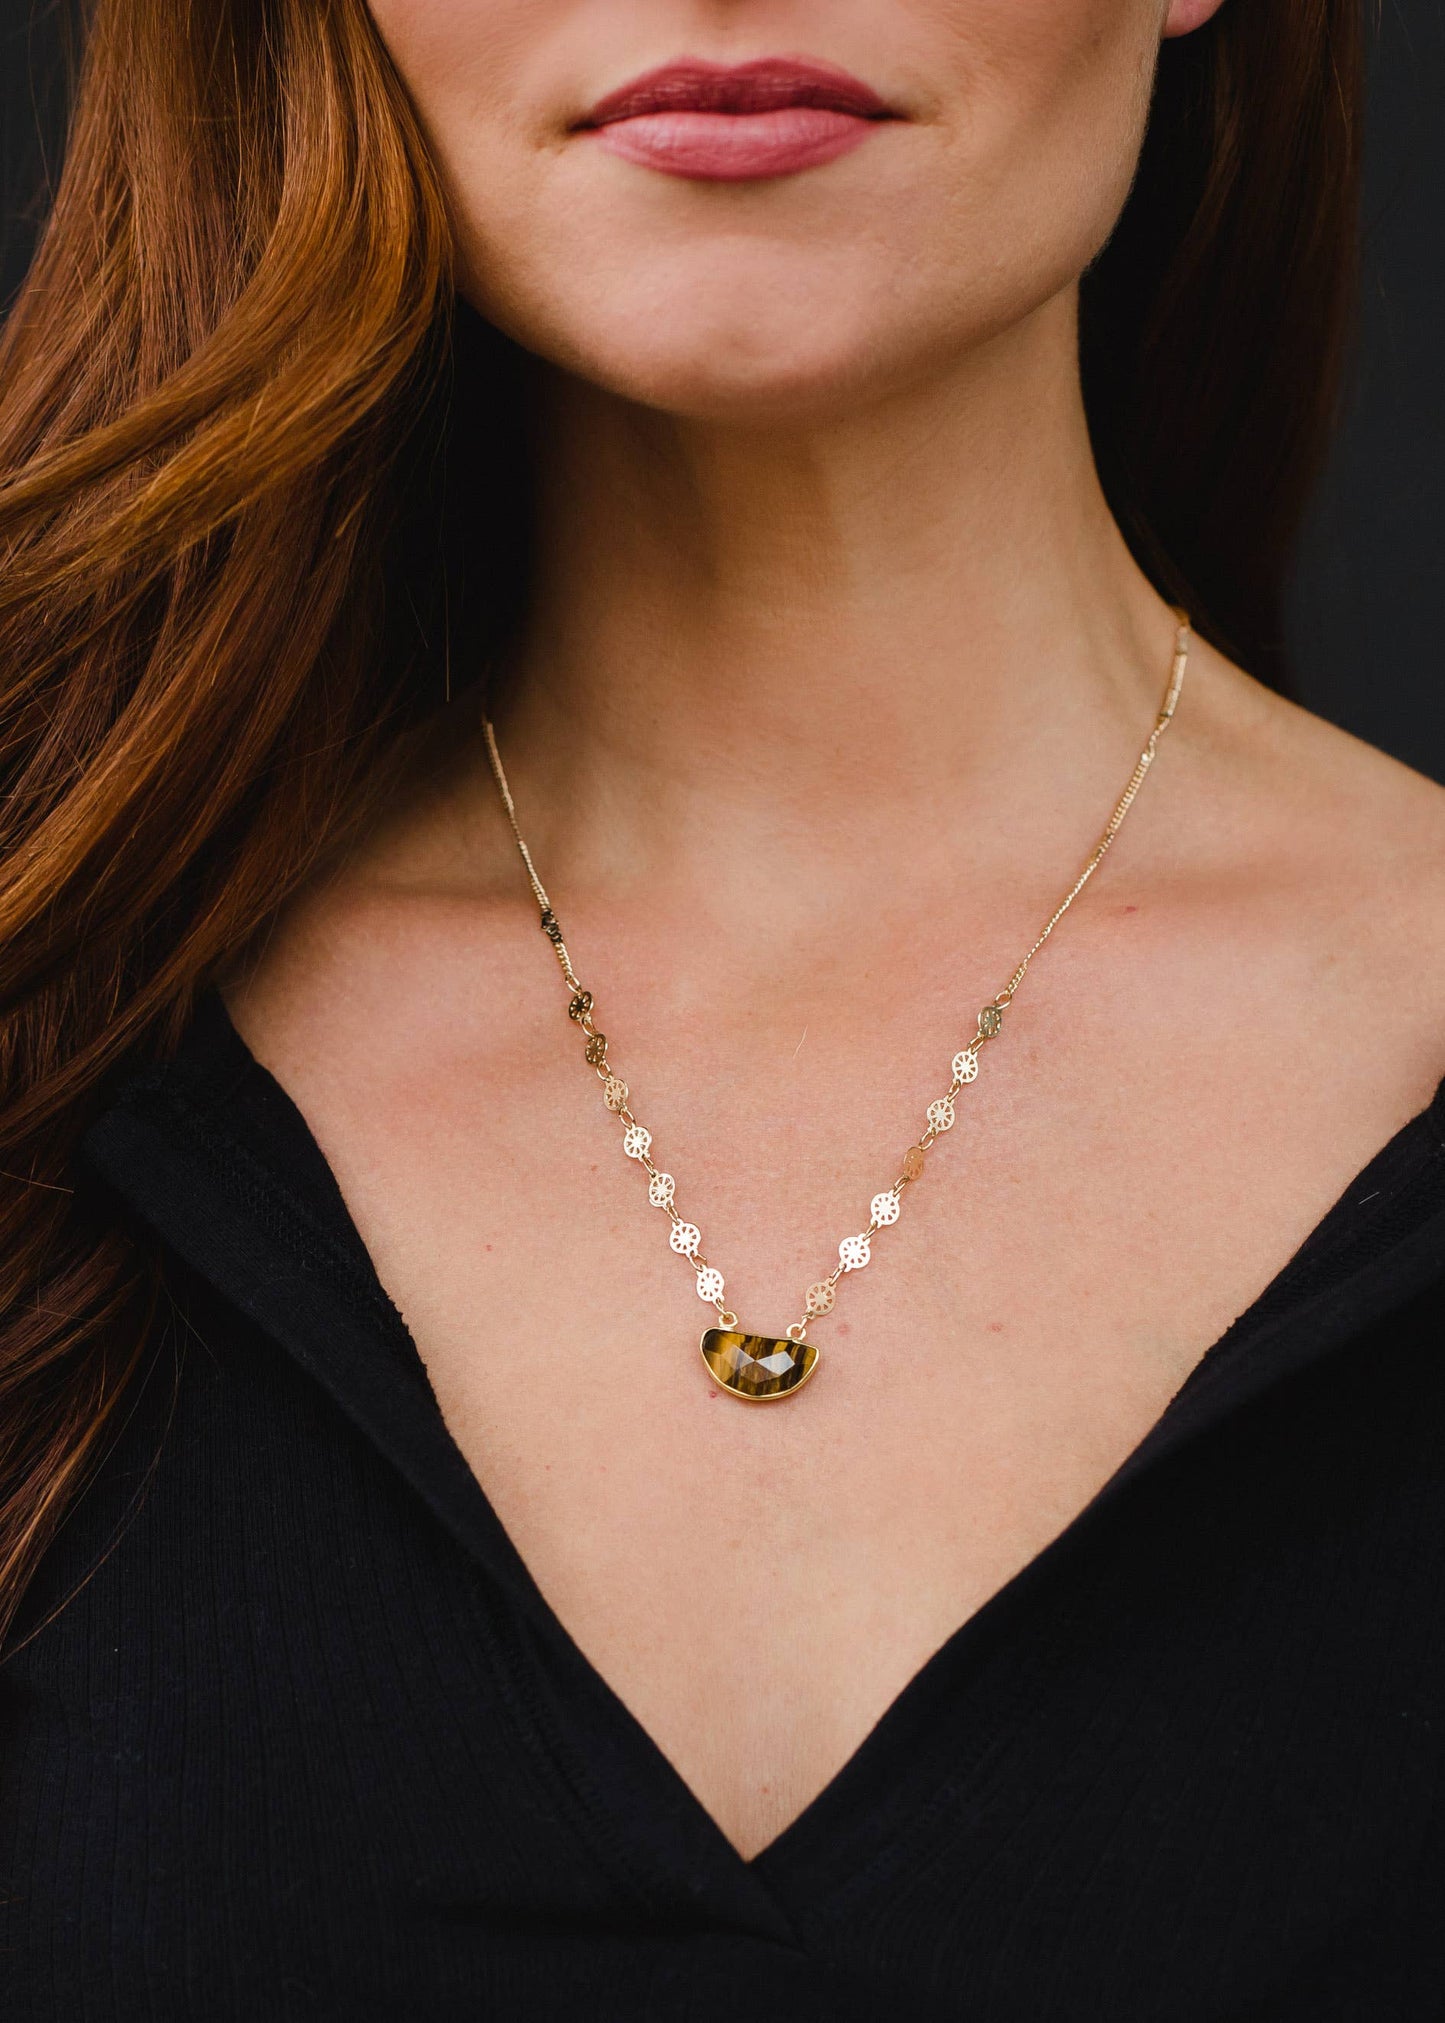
[{"left": 3, "top": 995, "right": 1445, "bottom": 2020}]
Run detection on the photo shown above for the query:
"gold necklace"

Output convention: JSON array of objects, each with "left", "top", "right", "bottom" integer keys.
[{"left": 483, "top": 610, "right": 1191, "bottom": 1404}]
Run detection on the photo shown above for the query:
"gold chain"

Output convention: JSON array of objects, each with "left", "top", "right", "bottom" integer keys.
[{"left": 483, "top": 610, "right": 1191, "bottom": 1345}]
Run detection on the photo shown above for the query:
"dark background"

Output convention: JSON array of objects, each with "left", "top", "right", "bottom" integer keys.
[{"left": 3, "top": 0, "right": 1442, "bottom": 779}]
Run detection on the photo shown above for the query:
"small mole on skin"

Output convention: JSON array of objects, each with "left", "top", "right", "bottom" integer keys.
[
  {"left": 838, "top": 1321, "right": 851, "bottom": 1337},
  {"left": 988, "top": 1321, "right": 1005, "bottom": 1334},
  {"left": 1122, "top": 904, "right": 1139, "bottom": 915}
]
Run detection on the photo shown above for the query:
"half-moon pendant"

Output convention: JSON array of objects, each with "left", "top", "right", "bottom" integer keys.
[{"left": 699, "top": 1327, "right": 819, "bottom": 1402}]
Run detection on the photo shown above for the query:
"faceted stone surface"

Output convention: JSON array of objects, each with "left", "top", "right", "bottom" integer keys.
[{"left": 700, "top": 1328, "right": 819, "bottom": 1402}]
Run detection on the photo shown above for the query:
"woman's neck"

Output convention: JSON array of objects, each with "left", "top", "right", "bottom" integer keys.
[{"left": 484, "top": 287, "right": 1183, "bottom": 911}]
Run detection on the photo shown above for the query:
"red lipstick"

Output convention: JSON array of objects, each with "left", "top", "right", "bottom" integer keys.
[{"left": 574, "top": 58, "right": 898, "bottom": 183}]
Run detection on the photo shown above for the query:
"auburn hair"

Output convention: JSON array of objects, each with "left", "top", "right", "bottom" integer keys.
[{"left": 0, "top": 0, "right": 1365, "bottom": 1640}]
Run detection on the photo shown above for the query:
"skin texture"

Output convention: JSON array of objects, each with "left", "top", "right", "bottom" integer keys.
[{"left": 229, "top": 0, "right": 1445, "bottom": 1859}]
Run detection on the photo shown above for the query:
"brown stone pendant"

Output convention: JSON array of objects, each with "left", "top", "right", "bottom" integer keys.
[{"left": 699, "top": 1327, "right": 820, "bottom": 1402}]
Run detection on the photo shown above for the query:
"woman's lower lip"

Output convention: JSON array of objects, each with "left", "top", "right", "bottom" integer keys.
[{"left": 586, "top": 107, "right": 880, "bottom": 182}]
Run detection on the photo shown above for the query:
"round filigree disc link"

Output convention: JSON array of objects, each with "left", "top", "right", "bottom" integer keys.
[
  {"left": 902, "top": 1145, "right": 927, "bottom": 1182},
  {"left": 669, "top": 1221, "right": 702, "bottom": 1258},
  {"left": 648, "top": 1170, "right": 676, "bottom": 1208},
  {"left": 926, "top": 1095, "right": 956, "bottom": 1134},
  {"left": 695, "top": 1266, "right": 726, "bottom": 1304},
  {"left": 839, "top": 1233, "right": 872, "bottom": 1274},
  {"left": 622, "top": 1124, "right": 652, "bottom": 1160},
  {"left": 604, "top": 1075, "right": 629, "bottom": 1112},
  {"left": 805, "top": 1280, "right": 836, "bottom": 1318},
  {"left": 870, "top": 1190, "right": 901, "bottom": 1227},
  {"left": 952, "top": 1048, "right": 979, "bottom": 1084}
]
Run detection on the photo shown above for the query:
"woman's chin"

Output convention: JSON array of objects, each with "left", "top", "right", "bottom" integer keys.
[{"left": 466, "top": 290, "right": 934, "bottom": 427}]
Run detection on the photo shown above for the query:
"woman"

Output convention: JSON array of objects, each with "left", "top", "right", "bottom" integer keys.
[{"left": 3, "top": 0, "right": 1443, "bottom": 2014}]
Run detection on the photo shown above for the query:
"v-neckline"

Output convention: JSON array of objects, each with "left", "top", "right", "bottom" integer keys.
[{"left": 81, "top": 993, "right": 1445, "bottom": 1900}]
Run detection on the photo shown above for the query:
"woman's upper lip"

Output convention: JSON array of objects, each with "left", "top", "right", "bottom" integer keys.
[{"left": 575, "top": 57, "right": 897, "bottom": 130}]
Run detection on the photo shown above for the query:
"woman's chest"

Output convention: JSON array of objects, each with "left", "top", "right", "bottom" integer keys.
[{"left": 233, "top": 956, "right": 1443, "bottom": 1856}]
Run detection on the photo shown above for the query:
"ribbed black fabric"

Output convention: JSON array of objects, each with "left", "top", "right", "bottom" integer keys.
[{"left": 3, "top": 991, "right": 1445, "bottom": 2020}]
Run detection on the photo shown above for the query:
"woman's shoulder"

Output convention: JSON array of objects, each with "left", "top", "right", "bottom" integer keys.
[
  {"left": 1184, "top": 641, "right": 1445, "bottom": 945},
  {"left": 1154, "top": 641, "right": 1445, "bottom": 1137}
]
